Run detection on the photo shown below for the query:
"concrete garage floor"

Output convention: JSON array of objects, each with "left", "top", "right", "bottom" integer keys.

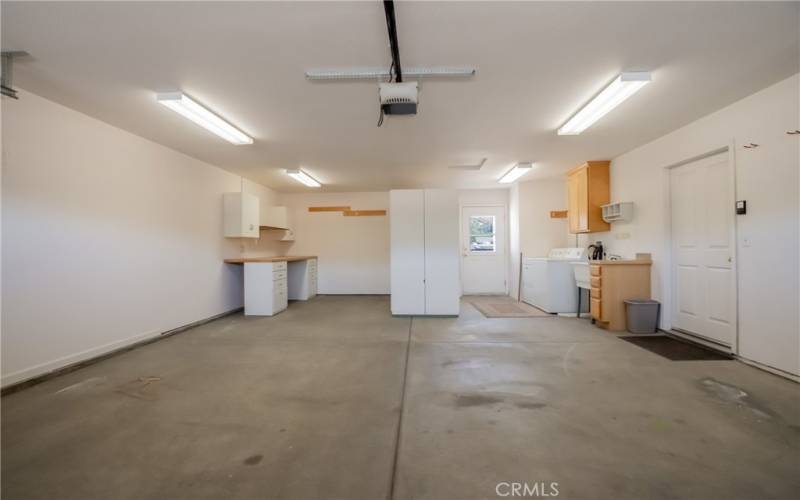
[{"left": 2, "top": 296, "right": 799, "bottom": 500}]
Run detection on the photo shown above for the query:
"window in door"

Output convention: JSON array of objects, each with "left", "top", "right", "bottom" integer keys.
[{"left": 468, "top": 215, "right": 496, "bottom": 253}]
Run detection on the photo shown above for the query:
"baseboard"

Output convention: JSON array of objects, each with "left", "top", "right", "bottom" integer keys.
[
  {"left": 736, "top": 356, "right": 800, "bottom": 383},
  {"left": 1, "top": 307, "right": 243, "bottom": 395},
  {"left": 665, "top": 329, "right": 799, "bottom": 383}
]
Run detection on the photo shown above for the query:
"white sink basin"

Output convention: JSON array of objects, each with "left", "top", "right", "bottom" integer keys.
[{"left": 571, "top": 261, "right": 590, "bottom": 289}]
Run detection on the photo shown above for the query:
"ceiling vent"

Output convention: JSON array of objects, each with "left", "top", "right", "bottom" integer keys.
[{"left": 448, "top": 158, "right": 487, "bottom": 171}]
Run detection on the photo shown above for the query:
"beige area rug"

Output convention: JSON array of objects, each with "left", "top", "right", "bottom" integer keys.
[{"left": 466, "top": 296, "right": 554, "bottom": 318}]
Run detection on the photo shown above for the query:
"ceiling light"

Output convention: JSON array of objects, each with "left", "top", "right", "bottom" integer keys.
[
  {"left": 156, "top": 92, "right": 253, "bottom": 145},
  {"left": 498, "top": 162, "right": 533, "bottom": 184},
  {"left": 286, "top": 169, "right": 321, "bottom": 188},
  {"left": 304, "top": 66, "right": 476, "bottom": 81},
  {"left": 557, "top": 72, "right": 651, "bottom": 135}
]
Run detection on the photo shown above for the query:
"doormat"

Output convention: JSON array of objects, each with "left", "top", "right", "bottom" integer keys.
[
  {"left": 467, "top": 297, "right": 553, "bottom": 318},
  {"left": 620, "top": 335, "right": 733, "bottom": 361}
]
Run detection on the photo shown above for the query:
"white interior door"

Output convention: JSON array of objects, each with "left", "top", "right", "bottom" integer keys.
[
  {"left": 461, "top": 205, "right": 507, "bottom": 295},
  {"left": 670, "top": 153, "right": 736, "bottom": 346}
]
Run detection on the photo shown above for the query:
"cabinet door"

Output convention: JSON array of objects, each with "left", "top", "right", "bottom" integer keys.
[
  {"left": 568, "top": 173, "right": 580, "bottom": 233},
  {"left": 424, "top": 189, "right": 460, "bottom": 315},
  {"left": 241, "top": 194, "right": 260, "bottom": 237},
  {"left": 390, "top": 190, "right": 426, "bottom": 315},
  {"left": 224, "top": 192, "right": 259, "bottom": 238},
  {"left": 576, "top": 167, "right": 589, "bottom": 232}
]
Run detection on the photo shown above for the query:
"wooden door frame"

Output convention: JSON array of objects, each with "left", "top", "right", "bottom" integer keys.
[
  {"left": 459, "top": 203, "right": 509, "bottom": 295},
  {"left": 663, "top": 141, "right": 739, "bottom": 354}
]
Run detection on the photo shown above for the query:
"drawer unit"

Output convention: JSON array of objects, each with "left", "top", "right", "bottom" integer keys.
[
  {"left": 587, "top": 261, "right": 652, "bottom": 331},
  {"left": 273, "top": 286, "right": 288, "bottom": 310},
  {"left": 243, "top": 261, "right": 289, "bottom": 316},
  {"left": 590, "top": 298, "right": 602, "bottom": 320}
]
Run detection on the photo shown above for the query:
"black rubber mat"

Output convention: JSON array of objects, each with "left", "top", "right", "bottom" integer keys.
[{"left": 620, "top": 335, "right": 733, "bottom": 361}]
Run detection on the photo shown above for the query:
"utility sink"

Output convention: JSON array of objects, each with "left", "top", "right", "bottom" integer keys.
[{"left": 572, "top": 261, "right": 590, "bottom": 289}]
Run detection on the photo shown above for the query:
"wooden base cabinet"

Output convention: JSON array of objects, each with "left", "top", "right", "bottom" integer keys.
[
  {"left": 589, "top": 260, "right": 652, "bottom": 331},
  {"left": 567, "top": 161, "right": 610, "bottom": 234}
]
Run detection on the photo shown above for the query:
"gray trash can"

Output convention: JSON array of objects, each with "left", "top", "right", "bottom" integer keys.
[{"left": 624, "top": 299, "right": 660, "bottom": 334}]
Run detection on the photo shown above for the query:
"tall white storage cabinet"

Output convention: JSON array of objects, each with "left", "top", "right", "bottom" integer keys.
[{"left": 390, "top": 189, "right": 460, "bottom": 316}]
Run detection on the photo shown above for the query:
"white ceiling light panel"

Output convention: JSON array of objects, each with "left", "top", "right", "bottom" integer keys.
[
  {"left": 498, "top": 162, "right": 533, "bottom": 184},
  {"left": 157, "top": 92, "right": 253, "bottom": 145},
  {"left": 558, "top": 72, "right": 651, "bottom": 135},
  {"left": 286, "top": 169, "right": 322, "bottom": 188}
]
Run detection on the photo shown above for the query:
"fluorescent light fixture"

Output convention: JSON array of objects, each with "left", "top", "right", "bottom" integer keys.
[
  {"left": 558, "top": 72, "right": 651, "bottom": 135},
  {"left": 156, "top": 92, "right": 253, "bottom": 145},
  {"left": 286, "top": 169, "right": 321, "bottom": 188},
  {"left": 305, "top": 66, "right": 476, "bottom": 80},
  {"left": 498, "top": 162, "right": 533, "bottom": 184}
]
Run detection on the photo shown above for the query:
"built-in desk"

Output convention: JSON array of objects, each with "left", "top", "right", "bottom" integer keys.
[{"left": 225, "top": 256, "right": 318, "bottom": 316}]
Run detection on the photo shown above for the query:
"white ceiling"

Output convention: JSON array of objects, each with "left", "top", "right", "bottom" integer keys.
[{"left": 3, "top": 1, "right": 798, "bottom": 192}]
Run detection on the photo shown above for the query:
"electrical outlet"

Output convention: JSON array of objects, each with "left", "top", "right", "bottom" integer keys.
[
  {"left": 615, "top": 232, "right": 631, "bottom": 240},
  {"left": 742, "top": 237, "right": 751, "bottom": 248}
]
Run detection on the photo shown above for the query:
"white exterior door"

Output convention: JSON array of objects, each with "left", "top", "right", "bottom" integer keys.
[
  {"left": 670, "top": 153, "right": 736, "bottom": 346},
  {"left": 461, "top": 205, "right": 507, "bottom": 295}
]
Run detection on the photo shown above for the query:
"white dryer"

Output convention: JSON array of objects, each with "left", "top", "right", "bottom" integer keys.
[{"left": 522, "top": 248, "right": 587, "bottom": 313}]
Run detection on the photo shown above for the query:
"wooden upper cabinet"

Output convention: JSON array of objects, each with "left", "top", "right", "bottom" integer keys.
[{"left": 566, "top": 161, "right": 610, "bottom": 233}]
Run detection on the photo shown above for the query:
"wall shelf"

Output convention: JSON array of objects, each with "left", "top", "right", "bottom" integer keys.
[{"left": 601, "top": 202, "right": 634, "bottom": 223}]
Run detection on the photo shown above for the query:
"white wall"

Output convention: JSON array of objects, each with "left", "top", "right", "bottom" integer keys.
[
  {"left": 517, "top": 178, "right": 570, "bottom": 257},
  {"left": 595, "top": 74, "right": 799, "bottom": 376},
  {"left": 1, "top": 89, "right": 282, "bottom": 386},
  {"left": 279, "top": 192, "right": 390, "bottom": 294}
]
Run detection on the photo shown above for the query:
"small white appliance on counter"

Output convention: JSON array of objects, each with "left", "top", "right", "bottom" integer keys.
[{"left": 522, "top": 248, "right": 587, "bottom": 313}]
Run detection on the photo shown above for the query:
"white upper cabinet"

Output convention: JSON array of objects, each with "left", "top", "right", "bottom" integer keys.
[
  {"left": 261, "top": 206, "right": 290, "bottom": 230},
  {"left": 223, "top": 192, "right": 260, "bottom": 238}
]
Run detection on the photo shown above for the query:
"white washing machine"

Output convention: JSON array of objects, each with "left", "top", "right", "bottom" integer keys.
[{"left": 522, "top": 248, "right": 587, "bottom": 313}]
